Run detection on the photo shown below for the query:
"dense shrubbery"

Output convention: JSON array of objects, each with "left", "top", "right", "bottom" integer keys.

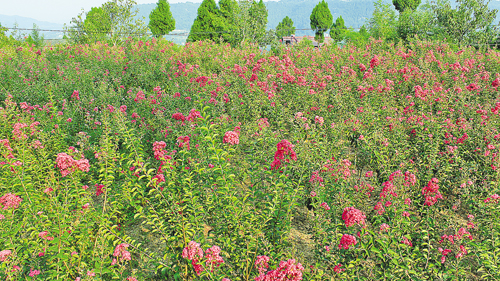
[{"left": 1, "top": 38, "right": 500, "bottom": 280}]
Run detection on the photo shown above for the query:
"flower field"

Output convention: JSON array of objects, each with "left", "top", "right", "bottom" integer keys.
[{"left": 0, "top": 38, "right": 500, "bottom": 280}]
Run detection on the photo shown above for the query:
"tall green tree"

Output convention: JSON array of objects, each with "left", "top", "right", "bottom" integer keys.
[
  {"left": 276, "top": 16, "right": 296, "bottom": 38},
  {"left": 187, "top": 0, "right": 226, "bottom": 42},
  {"left": 310, "top": 0, "right": 333, "bottom": 43},
  {"left": 329, "top": 15, "right": 346, "bottom": 42},
  {"left": 149, "top": 0, "right": 175, "bottom": 38},
  {"left": 393, "top": 0, "right": 421, "bottom": 13},
  {"left": 218, "top": 0, "right": 239, "bottom": 45},
  {"left": 431, "top": 0, "right": 499, "bottom": 47}
]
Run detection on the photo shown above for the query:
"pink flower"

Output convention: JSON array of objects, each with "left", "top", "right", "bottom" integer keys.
[
  {"left": 177, "top": 136, "right": 190, "bottom": 150},
  {"left": 113, "top": 243, "right": 131, "bottom": 262},
  {"left": 400, "top": 236, "right": 413, "bottom": 247},
  {"left": 380, "top": 223, "right": 390, "bottom": 232},
  {"left": 0, "top": 250, "right": 12, "bottom": 261},
  {"left": 95, "top": 184, "right": 104, "bottom": 197},
  {"left": 255, "top": 255, "right": 270, "bottom": 275},
  {"left": 182, "top": 241, "right": 203, "bottom": 261},
  {"left": 320, "top": 202, "right": 330, "bottom": 210},
  {"left": 255, "top": 258, "right": 304, "bottom": 281},
  {"left": 127, "top": 277, "right": 138, "bottom": 281},
  {"left": 365, "top": 171, "right": 373, "bottom": 177},
  {"left": 422, "top": 178, "right": 443, "bottom": 206},
  {"left": 315, "top": 116, "right": 324, "bottom": 125},
  {"left": 342, "top": 207, "right": 366, "bottom": 227},
  {"left": 29, "top": 269, "right": 41, "bottom": 277},
  {"left": 223, "top": 131, "right": 240, "bottom": 145},
  {"left": 205, "top": 245, "right": 224, "bottom": 270},
  {"left": 0, "top": 193, "right": 22, "bottom": 210},
  {"left": 87, "top": 270, "right": 95, "bottom": 277},
  {"left": 71, "top": 90, "right": 80, "bottom": 100},
  {"left": 339, "top": 234, "right": 357, "bottom": 250},
  {"left": 172, "top": 112, "right": 186, "bottom": 121},
  {"left": 333, "top": 263, "right": 345, "bottom": 273}
]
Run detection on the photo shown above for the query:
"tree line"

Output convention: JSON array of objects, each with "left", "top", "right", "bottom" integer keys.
[{"left": 1, "top": 0, "right": 499, "bottom": 49}]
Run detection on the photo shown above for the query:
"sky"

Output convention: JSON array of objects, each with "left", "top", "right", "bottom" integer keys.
[{"left": 0, "top": 0, "right": 207, "bottom": 24}]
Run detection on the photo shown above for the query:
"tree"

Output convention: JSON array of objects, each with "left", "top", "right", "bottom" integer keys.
[
  {"left": 187, "top": 0, "right": 226, "bottom": 42},
  {"left": 430, "top": 0, "right": 499, "bottom": 46},
  {"left": 330, "top": 15, "right": 346, "bottom": 42},
  {"left": 276, "top": 16, "right": 296, "bottom": 38},
  {"left": 84, "top": 7, "right": 112, "bottom": 43},
  {"left": 310, "top": 0, "right": 333, "bottom": 43},
  {"left": 25, "top": 23, "right": 45, "bottom": 47},
  {"left": 218, "top": 0, "right": 240, "bottom": 45},
  {"left": 393, "top": 0, "right": 421, "bottom": 13},
  {"left": 64, "top": 0, "right": 148, "bottom": 45},
  {"left": 231, "top": 0, "right": 269, "bottom": 46},
  {"left": 149, "top": 0, "right": 175, "bottom": 38},
  {"left": 397, "top": 2, "right": 437, "bottom": 42},
  {"left": 366, "top": 0, "right": 398, "bottom": 41}
]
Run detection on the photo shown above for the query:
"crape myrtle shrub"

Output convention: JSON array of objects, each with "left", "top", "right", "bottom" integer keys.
[{"left": 0, "top": 37, "right": 500, "bottom": 280}]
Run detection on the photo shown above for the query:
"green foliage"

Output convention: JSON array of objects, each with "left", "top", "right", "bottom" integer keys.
[
  {"left": 310, "top": 0, "right": 333, "bottom": 43},
  {"left": 397, "top": 3, "right": 439, "bottom": 43},
  {"left": 24, "top": 25, "right": 45, "bottom": 48},
  {"left": 330, "top": 16, "right": 346, "bottom": 42},
  {"left": 393, "top": 0, "right": 421, "bottom": 13},
  {"left": 65, "top": 0, "right": 149, "bottom": 45},
  {"left": 430, "top": 0, "right": 499, "bottom": 47},
  {"left": 84, "top": 7, "right": 112, "bottom": 43},
  {"left": 218, "top": 0, "right": 240, "bottom": 45},
  {"left": 366, "top": 0, "right": 399, "bottom": 41},
  {"left": 187, "top": 0, "right": 226, "bottom": 43},
  {"left": 149, "top": 0, "right": 176, "bottom": 38},
  {"left": 276, "top": 16, "right": 296, "bottom": 39},
  {"left": 234, "top": 0, "right": 270, "bottom": 46}
]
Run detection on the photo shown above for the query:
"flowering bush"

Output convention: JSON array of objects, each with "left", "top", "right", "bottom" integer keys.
[{"left": 0, "top": 38, "right": 499, "bottom": 280}]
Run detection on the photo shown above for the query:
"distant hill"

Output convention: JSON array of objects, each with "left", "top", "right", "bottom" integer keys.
[{"left": 0, "top": 14, "right": 64, "bottom": 39}]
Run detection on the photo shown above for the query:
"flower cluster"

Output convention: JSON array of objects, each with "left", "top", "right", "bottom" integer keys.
[
  {"left": 255, "top": 258, "right": 304, "bottom": 281},
  {"left": 113, "top": 243, "right": 131, "bottom": 262},
  {"left": 422, "top": 178, "right": 443, "bottom": 206},
  {"left": 341, "top": 207, "right": 366, "bottom": 227},
  {"left": 338, "top": 234, "right": 357, "bottom": 250},
  {"left": 55, "top": 152, "right": 90, "bottom": 177},
  {"left": 0, "top": 193, "right": 22, "bottom": 210},
  {"left": 182, "top": 241, "right": 225, "bottom": 275},
  {"left": 271, "top": 139, "right": 297, "bottom": 170},
  {"left": 0, "top": 249, "right": 11, "bottom": 261},
  {"left": 177, "top": 135, "right": 190, "bottom": 150},
  {"left": 400, "top": 236, "right": 413, "bottom": 247},
  {"left": 223, "top": 131, "right": 240, "bottom": 145}
]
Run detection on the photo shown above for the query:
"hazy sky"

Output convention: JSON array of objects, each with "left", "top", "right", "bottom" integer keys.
[{"left": 0, "top": 0, "right": 207, "bottom": 24}]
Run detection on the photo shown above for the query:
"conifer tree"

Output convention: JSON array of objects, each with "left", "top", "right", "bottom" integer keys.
[
  {"left": 393, "top": 0, "right": 421, "bottom": 13},
  {"left": 187, "top": 0, "right": 226, "bottom": 42},
  {"left": 149, "top": 0, "right": 176, "bottom": 38},
  {"left": 310, "top": 0, "right": 333, "bottom": 43},
  {"left": 218, "top": 0, "right": 239, "bottom": 45},
  {"left": 330, "top": 15, "right": 346, "bottom": 42},
  {"left": 276, "top": 16, "right": 296, "bottom": 38}
]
